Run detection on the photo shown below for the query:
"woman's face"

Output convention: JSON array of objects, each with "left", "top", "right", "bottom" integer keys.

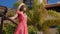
[{"left": 23, "top": 5, "right": 26, "bottom": 12}]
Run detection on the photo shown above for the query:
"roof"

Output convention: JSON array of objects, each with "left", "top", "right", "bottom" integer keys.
[{"left": 45, "top": 3, "right": 60, "bottom": 8}]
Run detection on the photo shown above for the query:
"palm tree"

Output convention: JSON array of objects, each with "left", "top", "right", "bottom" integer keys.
[{"left": 27, "top": 0, "right": 49, "bottom": 34}]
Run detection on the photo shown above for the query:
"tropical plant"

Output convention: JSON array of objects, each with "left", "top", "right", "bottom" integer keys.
[
  {"left": 28, "top": 26, "right": 37, "bottom": 34},
  {"left": 12, "top": 2, "right": 20, "bottom": 9},
  {"left": 48, "top": 10, "right": 60, "bottom": 18},
  {"left": 26, "top": 1, "right": 49, "bottom": 34},
  {"left": 57, "top": 25, "right": 60, "bottom": 34},
  {"left": 3, "top": 22, "right": 16, "bottom": 34}
]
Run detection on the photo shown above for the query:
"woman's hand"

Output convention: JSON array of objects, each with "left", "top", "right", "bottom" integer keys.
[{"left": 9, "top": 14, "right": 18, "bottom": 20}]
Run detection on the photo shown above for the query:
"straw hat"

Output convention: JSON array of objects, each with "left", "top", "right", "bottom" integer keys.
[{"left": 18, "top": 3, "right": 25, "bottom": 10}]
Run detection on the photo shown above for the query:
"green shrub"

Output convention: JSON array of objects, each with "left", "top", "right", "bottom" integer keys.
[
  {"left": 28, "top": 26, "right": 37, "bottom": 34},
  {"left": 57, "top": 25, "right": 60, "bottom": 34},
  {"left": 3, "top": 23, "right": 16, "bottom": 34},
  {"left": 13, "top": 2, "right": 20, "bottom": 7},
  {"left": 43, "top": 18, "right": 60, "bottom": 27},
  {"left": 48, "top": 10, "right": 60, "bottom": 18}
]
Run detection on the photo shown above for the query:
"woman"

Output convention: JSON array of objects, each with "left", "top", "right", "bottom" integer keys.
[{"left": 10, "top": 3, "right": 28, "bottom": 34}]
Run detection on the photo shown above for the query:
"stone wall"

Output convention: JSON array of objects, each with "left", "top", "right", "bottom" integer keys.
[{"left": 37, "top": 28, "right": 58, "bottom": 34}]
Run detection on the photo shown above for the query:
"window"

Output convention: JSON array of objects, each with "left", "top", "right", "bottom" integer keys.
[{"left": 47, "top": 0, "right": 60, "bottom": 4}]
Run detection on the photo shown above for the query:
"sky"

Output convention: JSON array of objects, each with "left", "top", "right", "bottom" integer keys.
[
  {"left": 0, "top": 0, "right": 17, "bottom": 8},
  {"left": 48, "top": 0, "right": 60, "bottom": 4}
]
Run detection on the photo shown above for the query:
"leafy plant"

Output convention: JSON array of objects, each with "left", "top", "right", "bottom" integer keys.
[
  {"left": 3, "top": 23, "right": 16, "bottom": 34},
  {"left": 13, "top": 2, "right": 20, "bottom": 7},
  {"left": 48, "top": 10, "right": 60, "bottom": 18},
  {"left": 28, "top": 26, "right": 37, "bottom": 34},
  {"left": 57, "top": 25, "right": 60, "bottom": 34},
  {"left": 43, "top": 19, "right": 60, "bottom": 27}
]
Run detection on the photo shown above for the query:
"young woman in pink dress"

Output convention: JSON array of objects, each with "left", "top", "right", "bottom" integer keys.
[{"left": 10, "top": 3, "right": 28, "bottom": 34}]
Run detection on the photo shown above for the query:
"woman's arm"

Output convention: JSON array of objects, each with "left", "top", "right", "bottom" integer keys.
[{"left": 10, "top": 14, "right": 18, "bottom": 20}]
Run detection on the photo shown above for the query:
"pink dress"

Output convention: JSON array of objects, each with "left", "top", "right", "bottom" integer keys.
[{"left": 14, "top": 11, "right": 28, "bottom": 34}]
